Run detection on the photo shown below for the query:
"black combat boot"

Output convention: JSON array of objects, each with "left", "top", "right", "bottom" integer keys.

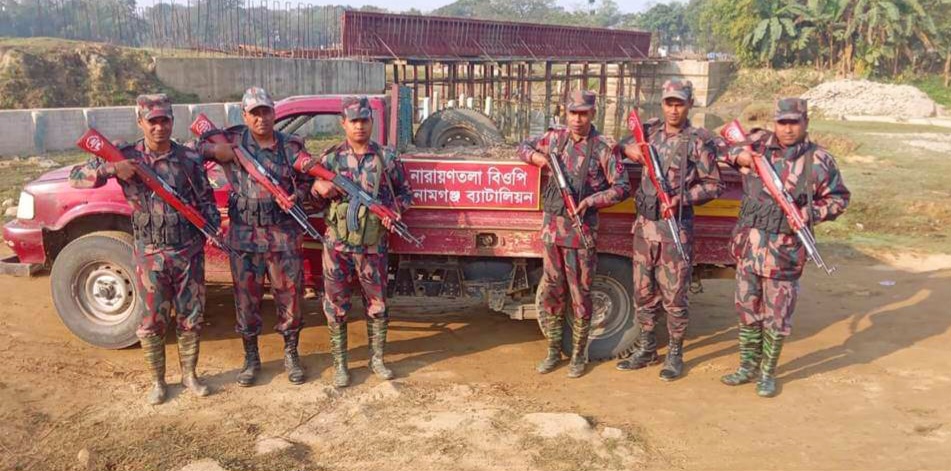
[
  {"left": 329, "top": 321, "right": 350, "bottom": 388},
  {"left": 536, "top": 315, "right": 564, "bottom": 374},
  {"left": 140, "top": 334, "right": 167, "bottom": 405},
  {"left": 567, "top": 317, "right": 591, "bottom": 379},
  {"left": 236, "top": 335, "right": 261, "bottom": 387},
  {"left": 367, "top": 318, "right": 395, "bottom": 380},
  {"left": 757, "top": 329, "right": 785, "bottom": 398},
  {"left": 283, "top": 330, "right": 305, "bottom": 385},
  {"left": 721, "top": 324, "right": 763, "bottom": 386},
  {"left": 177, "top": 331, "right": 210, "bottom": 397},
  {"left": 616, "top": 329, "right": 659, "bottom": 371},
  {"left": 659, "top": 337, "right": 684, "bottom": 381}
]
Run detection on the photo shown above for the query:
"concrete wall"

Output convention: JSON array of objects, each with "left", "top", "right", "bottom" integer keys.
[
  {"left": 634, "top": 60, "right": 734, "bottom": 107},
  {"left": 156, "top": 58, "right": 386, "bottom": 102}
]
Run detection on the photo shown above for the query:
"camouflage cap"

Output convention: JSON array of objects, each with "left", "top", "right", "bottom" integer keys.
[
  {"left": 661, "top": 79, "right": 693, "bottom": 102},
  {"left": 241, "top": 86, "right": 275, "bottom": 112},
  {"left": 135, "top": 94, "right": 173, "bottom": 120},
  {"left": 565, "top": 90, "right": 596, "bottom": 112},
  {"left": 341, "top": 96, "right": 372, "bottom": 120},
  {"left": 775, "top": 97, "right": 808, "bottom": 121}
]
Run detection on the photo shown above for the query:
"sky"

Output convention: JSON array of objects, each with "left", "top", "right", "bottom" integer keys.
[{"left": 292, "top": 0, "right": 657, "bottom": 14}]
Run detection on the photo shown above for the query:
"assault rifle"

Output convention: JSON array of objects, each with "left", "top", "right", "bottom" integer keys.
[
  {"left": 626, "top": 110, "right": 689, "bottom": 263},
  {"left": 76, "top": 128, "right": 239, "bottom": 257},
  {"left": 545, "top": 132, "right": 594, "bottom": 250},
  {"left": 719, "top": 119, "right": 835, "bottom": 275},
  {"left": 189, "top": 114, "right": 322, "bottom": 243},
  {"left": 293, "top": 152, "right": 423, "bottom": 248}
]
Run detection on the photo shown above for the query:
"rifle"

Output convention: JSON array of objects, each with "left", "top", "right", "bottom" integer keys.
[
  {"left": 293, "top": 152, "right": 424, "bottom": 248},
  {"left": 189, "top": 114, "right": 323, "bottom": 243},
  {"left": 544, "top": 132, "right": 594, "bottom": 250},
  {"left": 626, "top": 110, "right": 690, "bottom": 263},
  {"left": 719, "top": 119, "right": 835, "bottom": 275},
  {"left": 76, "top": 128, "right": 239, "bottom": 258}
]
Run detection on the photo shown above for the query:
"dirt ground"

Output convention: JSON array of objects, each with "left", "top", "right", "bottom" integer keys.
[{"left": 0, "top": 244, "right": 949, "bottom": 471}]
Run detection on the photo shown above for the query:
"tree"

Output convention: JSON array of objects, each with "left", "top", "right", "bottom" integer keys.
[
  {"left": 630, "top": 2, "right": 690, "bottom": 51},
  {"left": 742, "top": 0, "right": 803, "bottom": 67}
]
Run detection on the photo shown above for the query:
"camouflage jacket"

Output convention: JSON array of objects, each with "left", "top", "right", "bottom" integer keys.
[
  {"left": 69, "top": 140, "right": 219, "bottom": 257},
  {"left": 314, "top": 140, "right": 414, "bottom": 254},
  {"left": 517, "top": 127, "right": 631, "bottom": 248},
  {"left": 197, "top": 126, "right": 313, "bottom": 253},
  {"left": 619, "top": 119, "right": 723, "bottom": 242},
  {"left": 725, "top": 129, "right": 850, "bottom": 280}
]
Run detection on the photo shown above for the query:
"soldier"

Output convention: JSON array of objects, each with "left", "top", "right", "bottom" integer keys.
[
  {"left": 615, "top": 79, "right": 722, "bottom": 381},
  {"left": 310, "top": 96, "right": 413, "bottom": 388},
  {"left": 197, "top": 87, "right": 312, "bottom": 387},
  {"left": 69, "top": 94, "right": 217, "bottom": 405},
  {"left": 721, "top": 98, "right": 850, "bottom": 397},
  {"left": 518, "top": 90, "right": 631, "bottom": 378}
]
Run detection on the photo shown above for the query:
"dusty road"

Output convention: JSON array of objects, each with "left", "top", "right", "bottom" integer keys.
[{"left": 1, "top": 247, "right": 949, "bottom": 471}]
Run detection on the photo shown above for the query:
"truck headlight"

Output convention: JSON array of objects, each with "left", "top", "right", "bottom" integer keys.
[{"left": 16, "top": 191, "right": 34, "bottom": 220}]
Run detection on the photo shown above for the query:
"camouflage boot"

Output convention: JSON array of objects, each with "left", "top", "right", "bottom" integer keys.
[
  {"left": 721, "top": 324, "right": 763, "bottom": 386},
  {"left": 757, "top": 329, "right": 786, "bottom": 398},
  {"left": 536, "top": 316, "right": 564, "bottom": 374},
  {"left": 367, "top": 318, "right": 395, "bottom": 380},
  {"left": 616, "top": 329, "right": 659, "bottom": 371},
  {"left": 566, "top": 317, "right": 591, "bottom": 379},
  {"left": 659, "top": 337, "right": 685, "bottom": 381},
  {"left": 283, "top": 330, "right": 305, "bottom": 385},
  {"left": 177, "top": 331, "right": 210, "bottom": 397},
  {"left": 329, "top": 321, "right": 350, "bottom": 388},
  {"left": 236, "top": 335, "right": 261, "bottom": 387},
  {"left": 140, "top": 334, "right": 167, "bottom": 405}
]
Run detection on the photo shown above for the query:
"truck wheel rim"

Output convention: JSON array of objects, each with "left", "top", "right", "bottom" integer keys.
[
  {"left": 588, "top": 275, "right": 629, "bottom": 340},
  {"left": 77, "top": 262, "right": 135, "bottom": 325}
]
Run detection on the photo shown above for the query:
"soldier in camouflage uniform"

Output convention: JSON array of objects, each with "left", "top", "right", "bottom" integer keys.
[
  {"left": 197, "top": 87, "right": 313, "bottom": 387},
  {"left": 70, "top": 94, "right": 217, "bottom": 405},
  {"left": 721, "top": 98, "right": 850, "bottom": 397},
  {"left": 310, "top": 96, "right": 414, "bottom": 388},
  {"left": 518, "top": 90, "right": 631, "bottom": 378},
  {"left": 615, "top": 79, "right": 723, "bottom": 381}
]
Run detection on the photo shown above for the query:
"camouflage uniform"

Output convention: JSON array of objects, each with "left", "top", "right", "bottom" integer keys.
[
  {"left": 721, "top": 98, "right": 850, "bottom": 396},
  {"left": 314, "top": 96, "right": 414, "bottom": 388},
  {"left": 615, "top": 79, "right": 723, "bottom": 380},
  {"left": 196, "top": 87, "right": 312, "bottom": 386},
  {"left": 69, "top": 94, "right": 215, "bottom": 404},
  {"left": 517, "top": 90, "right": 631, "bottom": 378}
]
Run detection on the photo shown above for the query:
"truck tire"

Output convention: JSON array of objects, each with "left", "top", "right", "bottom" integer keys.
[
  {"left": 535, "top": 256, "right": 639, "bottom": 361},
  {"left": 414, "top": 108, "right": 504, "bottom": 148},
  {"left": 50, "top": 232, "right": 143, "bottom": 349}
]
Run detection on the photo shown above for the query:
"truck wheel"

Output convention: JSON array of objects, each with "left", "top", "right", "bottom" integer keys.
[
  {"left": 50, "top": 232, "right": 143, "bottom": 349},
  {"left": 535, "top": 256, "right": 639, "bottom": 361},
  {"left": 414, "top": 108, "right": 504, "bottom": 148}
]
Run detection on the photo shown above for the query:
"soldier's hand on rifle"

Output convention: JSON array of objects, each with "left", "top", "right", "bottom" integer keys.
[
  {"left": 530, "top": 151, "right": 549, "bottom": 169},
  {"left": 662, "top": 194, "right": 682, "bottom": 217},
  {"left": 112, "top": 160, "right": 136, "bottom": 181},
  {"left": 277, "top": 194, "right": 297, "bottom": 212},
  {"left": 381, "top": 212, "right": 401, "bottom": 231},
  {"left": 622, "top": 142, "right": 644, "bottom": 164},
  {"left": 310, "top": 179, "right": 338, "bottom": 199},
  {"left": 208, "top": 144, "right": 237, "bottom": 163},
  {"left": 735, "top": 149, "right": 755, "bottom": 175},
  {"left": 575, "top": 196, "right": 594, "bottom": 216}
]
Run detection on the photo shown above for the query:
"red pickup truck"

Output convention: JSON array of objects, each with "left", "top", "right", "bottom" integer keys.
[{"left": 2, "top": 93, "right": 741, "bottom": 360}]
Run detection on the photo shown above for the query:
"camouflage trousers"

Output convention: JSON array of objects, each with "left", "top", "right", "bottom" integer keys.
[
  {"left": 134, "top": 243, "right": 206, "bottom": 338},
  {"left": 734, "top": 264, "right": 800, "bottom": 337},
  {"left": 322, "top": 248, "right": 388, "bottom": 324},
  {"left": 229, "top": 249, "right": 303, "bottom": 337},
  {"left": 537, "top": 243, "right": 597, "bottom": 334},
  {"left": 631, "top": 229, "right": 693, "bottom": 340}
]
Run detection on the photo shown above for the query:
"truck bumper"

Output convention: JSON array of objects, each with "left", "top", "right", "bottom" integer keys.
[{"left": 2, "top": 220, "right": 46, "bottom": 275}]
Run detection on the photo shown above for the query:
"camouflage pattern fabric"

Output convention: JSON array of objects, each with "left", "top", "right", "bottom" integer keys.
[
  {"left": 135, "top": 243, "right": 206, "bottom": 337},
  {"left": 734, "top": 260, "right": 799, "bottom": 336},
  {"left": 313, "top": 140, "right": 413, "bottom": 254},
  {"left": 321, "top": 248, "right": 388, "bottom": 324},
  {"left": 517, "top": 126, "right": 631, "bottom": 247},
  {"left": 229, "top": 249, "right": 303, "bottom": 337},
  {"left": 135, "top": 93, "right": 174, "bottom": 120},
  {"left": 620, "top": 120, "right": 722, "bottom": 339},
  {"left": 536, "top": 244, "right": 597, "bottom": 326}
]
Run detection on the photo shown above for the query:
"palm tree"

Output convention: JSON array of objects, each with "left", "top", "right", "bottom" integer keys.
[{"left": 742, "top": 0, "right": 802, "bottom": 67}]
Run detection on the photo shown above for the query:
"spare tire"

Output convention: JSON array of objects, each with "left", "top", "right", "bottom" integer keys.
[{"left": 414, "top": 108, "right": 504, "bottom": 148}]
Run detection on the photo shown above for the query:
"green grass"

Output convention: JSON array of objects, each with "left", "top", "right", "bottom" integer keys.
[
  {"left": 907, "top": 75, "right": 951, "bottom": 108},
  {"left": 0, "top": 152, "right": 87, "bottom": 220}
]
